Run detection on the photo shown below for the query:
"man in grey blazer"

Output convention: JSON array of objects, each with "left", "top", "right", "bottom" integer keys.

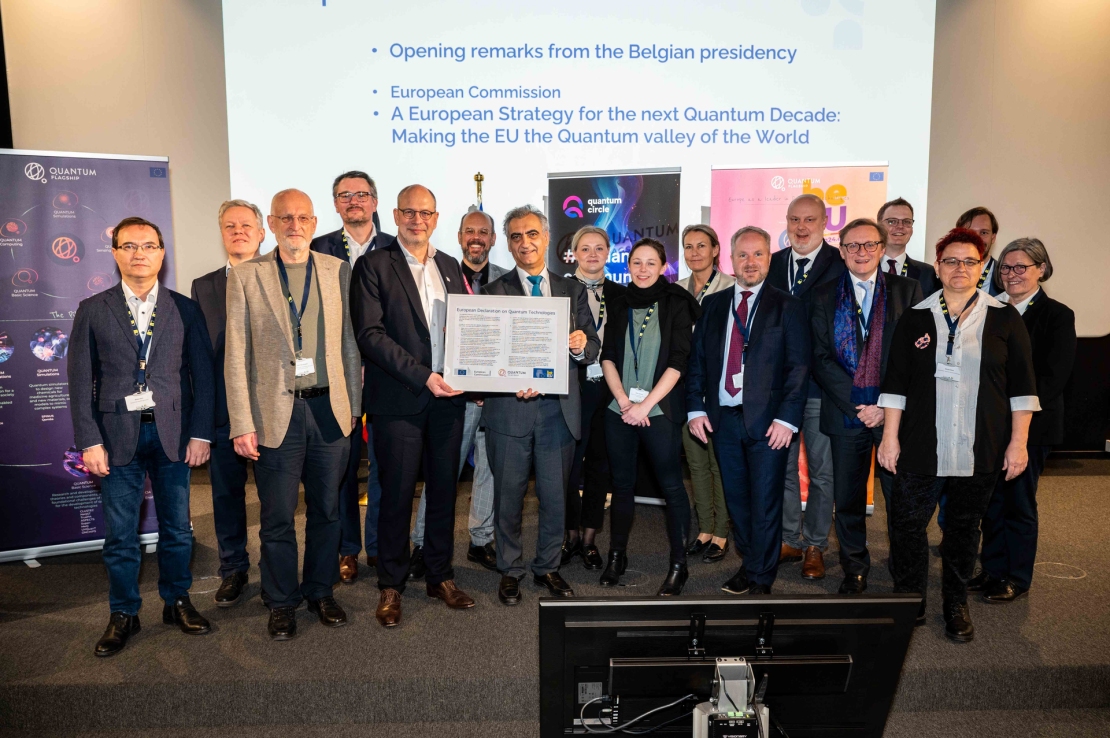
[
  {"left": 69, "top": 216, "right": 215, "bottom": 657},
  {"left": 224, "top": 189, "right": 361, "bottom": 641},
  {"left": 481, "top": 204, "right": 600, "bottom": 605}
]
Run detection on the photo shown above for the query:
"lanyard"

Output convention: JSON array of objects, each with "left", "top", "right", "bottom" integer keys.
[
  {"left": 626, "top": 302, "right": 657, "bottom": 381},
  {"left": 731, "top": 289, "right": 763, "bottom": 365},
  {"left": 900, "top": 260, "right": 908, "bottom": 277},
  {"left": 463, "top": 274, "right": 474, "bottom": 295},
  {"left": 130, "top": 303, "right": 157, "bottom": 388},
  {"left": 789, "top": 258, "right": 810, "bottom": 293},
  {"left": 275, "top": 252, "right": 313, "bottom": 355},
  {"left": 696, "top": 269, "right": 718, "bottom": 302},
  {"left": 938, "top": 291, "right": 978, "bottom": 360},
  {"left": 977, "top": 258, "right": 994, "bottom": 290},
  {"left": 341, "top": 231, "right": 350, "bottom": 260},
  {"left": 592, "top": 288, "right": 606, "bottom": 331}
]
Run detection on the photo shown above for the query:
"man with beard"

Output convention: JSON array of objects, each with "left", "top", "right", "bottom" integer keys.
[
  {"left": 408, "top": 207, "right": 508, "bottom": 576},
  {"left": 877, "top": 198, "right": 938, "bottom": 297}
]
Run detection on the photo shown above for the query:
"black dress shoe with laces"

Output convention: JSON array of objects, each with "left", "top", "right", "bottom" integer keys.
[
  {"left": 685, "top": 538, "right": 710, "bottom": 557},
  {"left": 268, "top": 606, "right": 297, "bottom": 640},
  {"left": 467, "top": 542, "right": 498, "bottom": 571},
  {"left": 983, "top": 579, "right": 1029, "bottom": 603},
  {"left": 534, "top": 571, "right": 575, "bottom": 597},
  {"left": 746, "top": 583, "right": 772, "bottom": 595},
  {"left": 162, "top": 596, "right": 211, "bottom": 635},
  {"left": 581, "top": 544, "right": 604, "bottom": 570},
  {"left": 94, "top": 612, "right": 140, "bottom": 657},
  {"left": 838, "top": 574, "right": 867, "bottom": 594},
  {"left": 498, "top": 575, "right": 522, "bottom": 606},
  {"left": 407, "top": 546, "right": 427, "bottom": 580},
  {"left": 657, "top": 562, "right": 689, "bottom": 596},
  {"left": 966, "top": 569, "right": 1001, "bottom": 592},
  {"left": 599, "top": 550, "right": 627, "bottom": 587},
  {"left": 307, "top": 596, "right": 348, "bottom": 627},
  {"left": 721, "top": 567, "right": 750, "bottom": 595},
  {"left": 214, "top": 571, "right": 248, "bottom": 608},
  {"left": 703, "top": 541, "right": 729, "bottom": 563},
  {"left": 560, "top": 536, "right": 583, "bottom": 566},
  {"left": 943, "top": 601, "right": 975, "bottom": 642}
]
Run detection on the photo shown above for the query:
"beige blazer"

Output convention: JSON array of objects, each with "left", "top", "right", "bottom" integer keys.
[
  {"left": 677, "top": 268, "right": 736, "bottom": 304},
  {"left": 224, "top": 249, "right": 361, "bottom": 447}
]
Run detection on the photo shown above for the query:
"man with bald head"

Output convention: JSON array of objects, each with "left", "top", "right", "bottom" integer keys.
[
  {"left": 351, "top": 184, "right": 476, "bottom": 628},
  {"left": 225, "top": 189, "right": 362, "bottom": 640}
]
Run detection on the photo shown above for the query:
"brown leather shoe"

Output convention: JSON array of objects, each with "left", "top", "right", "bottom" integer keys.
[
  {"left": 339, "top": 555, "right": 358, "bottom": 584},
  {"left": 375, "top": 589, "right": 402, "bottom": 628},
  {"left": 426, "top": 579, "right": 476, "bottom": 610},
  {"left": 779, "top": 543, "right": 804, "bottom": 563},
  {"left": 801, "top": 546, "right": 826, "bottom": 579}
]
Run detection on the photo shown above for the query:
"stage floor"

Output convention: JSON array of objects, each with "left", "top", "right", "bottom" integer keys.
[{"left": 2, "top": 458, "right": 1109, "bottom": 737}]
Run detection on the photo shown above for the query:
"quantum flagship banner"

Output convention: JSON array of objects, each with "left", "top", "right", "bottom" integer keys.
[{"left": 0, "top": 150, "right": 175, "bottom": 561}]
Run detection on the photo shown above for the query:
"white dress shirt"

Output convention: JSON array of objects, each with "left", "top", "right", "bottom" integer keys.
[
  {"left": 403, "top": 243, "right": 447, "bottom": 372},
  {"left": 1000, "top": 288, "right": 1039, "bottom": 315},
  {"left": 343, "top": 225, "right": 377, "bottom": 268},
  {"left": 516, "top": 265, "right": 550, "bottom": 296}
]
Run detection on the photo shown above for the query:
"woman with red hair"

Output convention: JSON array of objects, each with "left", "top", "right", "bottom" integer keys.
[{"left": 877, "top": 228, "right": 1039, "bottom": 643}]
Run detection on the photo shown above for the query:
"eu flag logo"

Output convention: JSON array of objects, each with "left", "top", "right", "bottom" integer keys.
[
  {"left": 149, "top": 167, "right": 167, "bottom": 178},
  {"left": 869, "top": 172, "right": 884, "bottom": 181}
]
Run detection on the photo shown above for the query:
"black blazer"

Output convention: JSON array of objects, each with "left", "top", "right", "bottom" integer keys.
[
  {"left": 190, "top": 266, "right": 230, "bottom": 428},
  {"left": 311, "top": 227, "right": 394, "bottom": 263},
  {"left": 1021, "top": 290, "right": 1077, "bottom": 446},
  {"left": 902, "top": 255, "right": 940, "bottom": 299},
  {"left": 601, "top": 285, "right": 700, "bottom": 424},
  {"left": 350, "top": 238, "right": 467, "bottom": 416},
  {"left": 686, "top": 284, "right": 810, "bottom": 438},
  {"left": 768, "top": 241, "right": 846, "bottom": 304},
  {"left": 809, "top": 272, "right": 923, "bottom": 436},
  {"left": 579, "top": 278, "right": 626, "bottom": 393}
]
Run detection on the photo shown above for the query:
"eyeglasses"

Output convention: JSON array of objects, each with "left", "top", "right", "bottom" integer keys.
[
  {"left": 336, "top": 191, "right": 374, "bottom": 203},
  {"left": 115, "top": 242, "right": 163, "bottom": 253},
  {"left": 998, "top": 263, "right": 1039, "bottom": 275},
  {"left": 842, "top": 241, "right": 883, "bottom": 253},
  {"left": 938, "top": 257, "right": 983, "bottom": 269},
  {"left": 274, "top": 215, "right": 315, "bottom": 226},
  {"left": 462, "top": 228, "right": 492, "bottom": 238},
  {"left": 883, "top": 218, "right": 915, "bottom": 228},
  {"left": 398, "top": 209, "right": 436, "bottom": 221}
]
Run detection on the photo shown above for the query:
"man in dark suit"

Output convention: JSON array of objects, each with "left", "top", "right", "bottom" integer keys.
[
  {"left": 350, "top": 184, "right": 476, "bottom": 627},
  {"left": 688, "top": 225, "right": 809, "bottom": 594},
  {"left": 956, "top": 206, "right": 1004, "bottom": 297},
  {"left": 481, "top": 204, "right": 600, "bottom": 605},
  {"left": 69, "top": 216, "right": 215, "bottom": 657},
  {"left": 767, "top": 194, "right": 843, "bottom": 580},
  {"left": 877, "top": 198, "right": 938, "bottom": 297},
  {"left": 311, "top": 170, "right": 393, "bottom": 585},
  {"left": 190, "top": 199, "right": 263, "bottom": 608},
  {"left": 809, "top": 218, "right": 923, "bottom": 595}
]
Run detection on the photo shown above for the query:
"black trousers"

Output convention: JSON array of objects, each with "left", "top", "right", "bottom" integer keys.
[
  {"left": 980, "top": 444, "right": 1051, "bottom": 589},
  {"left": 889, "top": 469, "right": 999, "bottom": 606},
  {"left": 373, "top": 398, "right": 464, "bottom": 592},
  {"left": 253, "top": 395, "right": 348, "bottom": 609},
  {"left": 566, "top": 377, "right": 611, "bottom": 531},
  {"left": 209, "top": 422, "right": 251, "bottom": 578},
  {"left": 828, "top": 428, "right": 893, "bottom": 578},
  {"left": 605, "top": 410, "right": 690, "bottom": 564}
]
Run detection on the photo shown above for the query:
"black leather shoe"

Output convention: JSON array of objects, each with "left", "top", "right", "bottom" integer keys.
[
  {"left": 746, "top": 583, "right": 772, "bottom": 595},
  {"left": 838, "top": 574, "right": 867, "bottom": 595},
  {"left": 407, "top": 546, "right": 426, "bottom": 580},
  {"left": 966, "top": 569, "right": 1001, "bottom": 592},
  {"left": 599, "top": 550, "right": 627, "bottom": 587},
  {"left": 703, "top": 541, "right": 729, "bottom": 563},
  {"left": 721, "top": 567, "right": 750, "bottom": 595},
  {"left": 685, "top": 538, "right": 711, "bottom": 557},
  {"left": 560, "top": 536, "right": 583, "bottom": 566},
  {"left": 268, "top": 606, "right": 297, "bottom": 640},
  {"left": 983, "top": 579, "right": 1029, "bottom": 603},
  {"left": 467, "top": 542, "right": 498, "bottom": 571},
  {"left": 657, "top": 562, "right": 689, "bottom": 596},
  {"left": 94, "top": 612, "right": 140, "bottom": 657},
  {"left": 582, "top": 544, "right": 604, "bottom": 570},
  {"left": 534, "top": 571, "right": 575, "bottom": 597},
  {"left": 943, "top": 601, "right": 974, "bottom": 642},
  {"left": 214, "top": 571, "right": 248, "bottom": 608},
  {"left": 498, "top": 575, "right": 522, "bottom": 606},
  {"left": 162, "top": 596, "right": 211, "bottom": 635},
  {"left": 307, "top": 596, "right": 348, "bottom": 627}
]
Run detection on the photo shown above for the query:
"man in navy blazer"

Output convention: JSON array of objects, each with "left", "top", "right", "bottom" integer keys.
[
  {"left": 69, "top": 217, "right": 215, "bottom": 657},
  {"left": 688, "top": 225, "right": 810, "bottom": 594},
  {"left": 311, "top": 170, "right": 393, "bottom": 586}
]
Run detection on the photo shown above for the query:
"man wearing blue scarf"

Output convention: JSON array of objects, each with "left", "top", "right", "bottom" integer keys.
[{"left": 809, "top": 218, "right": 922, "bottom": 594}]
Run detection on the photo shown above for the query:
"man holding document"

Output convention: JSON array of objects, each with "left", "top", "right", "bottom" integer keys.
[{"left": 478, "top": 204, "right": 599, "bottom": 605}]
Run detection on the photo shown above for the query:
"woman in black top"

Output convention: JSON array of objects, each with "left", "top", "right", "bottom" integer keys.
[
  {"left": 877, "top": 228, "right": 1039, "bottom": 643},
  {"left": 970, "top": 238, "right": 1076, "bottom": 602},
  {"left": 600, "top": 238, "right": 701, "bottom": 596}
]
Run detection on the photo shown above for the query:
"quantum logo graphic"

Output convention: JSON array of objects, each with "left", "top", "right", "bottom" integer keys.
[
  {"left": 3, "top": 218, "right": 28, "bottom": 236},
  {"left": 12, "top": 268, "right": 39, "bottom": 286},
  {"left": 100, "top": 226, "right": 115, "bottom": 244},
  {"left": 563, "top": 195, "right": 584, "bottom": 218},
  {"left": 24, "top": 162, "right": 46, "bottom": 183},
  {"left": 53, "top": 191, "right": 78, "bottom": 209},
  {"left": 51, "top": 235, "right": 84, "bottom": 264},
  {"left": 87, "top": 273, "right": 112, "bottom": 291},
  {"left": 770, "top": 176, "right": 786, "bottom": 191}
]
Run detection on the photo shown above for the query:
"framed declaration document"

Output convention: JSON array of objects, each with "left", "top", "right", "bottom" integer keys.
[{"left": 444, "top": 294, "right": 570, "bottom": 394}]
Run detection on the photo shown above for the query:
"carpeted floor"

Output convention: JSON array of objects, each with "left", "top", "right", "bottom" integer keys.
[{"left": 1, "top": 457, "right": 1108, "bottom": 736}]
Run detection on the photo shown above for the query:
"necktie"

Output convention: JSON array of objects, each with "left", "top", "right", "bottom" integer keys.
[
  {"left": 470, "top": 273, "right": 482, "bottom": 293},
  {"left": 527, "top": 275, "right": 543, "bottom": 296},
  {"left": 724, "top": 291, "right": 752, "bottom": 397},
  {"left": 860, "top": 281, "right": 873, "bottom": 322},
  {"left": 793, "top": 257, "right": 809, "bottom": 292},
  {"left": 887, "top": 258, "right": 897, "bottom": 276}
]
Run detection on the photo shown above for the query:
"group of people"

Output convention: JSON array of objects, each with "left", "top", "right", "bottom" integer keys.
[{"left": 67, "top": 168, "right": 1076, "bottom": 655}]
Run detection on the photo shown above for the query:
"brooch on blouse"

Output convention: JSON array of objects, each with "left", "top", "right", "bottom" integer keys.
[{"left": 914, "top": 334, "right": 931, "bottom": 349}]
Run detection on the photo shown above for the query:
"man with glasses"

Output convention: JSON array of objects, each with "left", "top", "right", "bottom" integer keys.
[
  {"left": 808, "top": 218, "right": 922, "bottom": 595},
  {"left": 311, "top": 171, "right": 393, "bottom": 587},
  {"left": 876, "top": 198, "right": 938, "bottom": 298},
  {"left": 956, "top": 206, "right": 1003, "bottom": 296},
  {"left": 70, "top": 216, "right": 216, "bottom": 656},
  {"left": 225, "top": 190, "right": 362, "bottom": 640},
  {"left": 351, "top": 184, "right": 477, "bottom": 627}
]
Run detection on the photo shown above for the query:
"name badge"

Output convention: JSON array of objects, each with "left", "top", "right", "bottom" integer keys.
[
  {"left": 934, "top": 362, "right": 961, "bottom": 381},
  {"left": 731, "top": 367, "right": 744, "bottom": 402},
  {"left": 124, "top": 390, "right": 156, "bottom": 412},
  {"left": 295, "top": 357, "right": 315, "bottom": 377},
  {"left": 628, "top": 387, "right": 649, "bottom": 403},
  {"left": 586, "top": 363, "right": 604, "bottom": 381}
]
